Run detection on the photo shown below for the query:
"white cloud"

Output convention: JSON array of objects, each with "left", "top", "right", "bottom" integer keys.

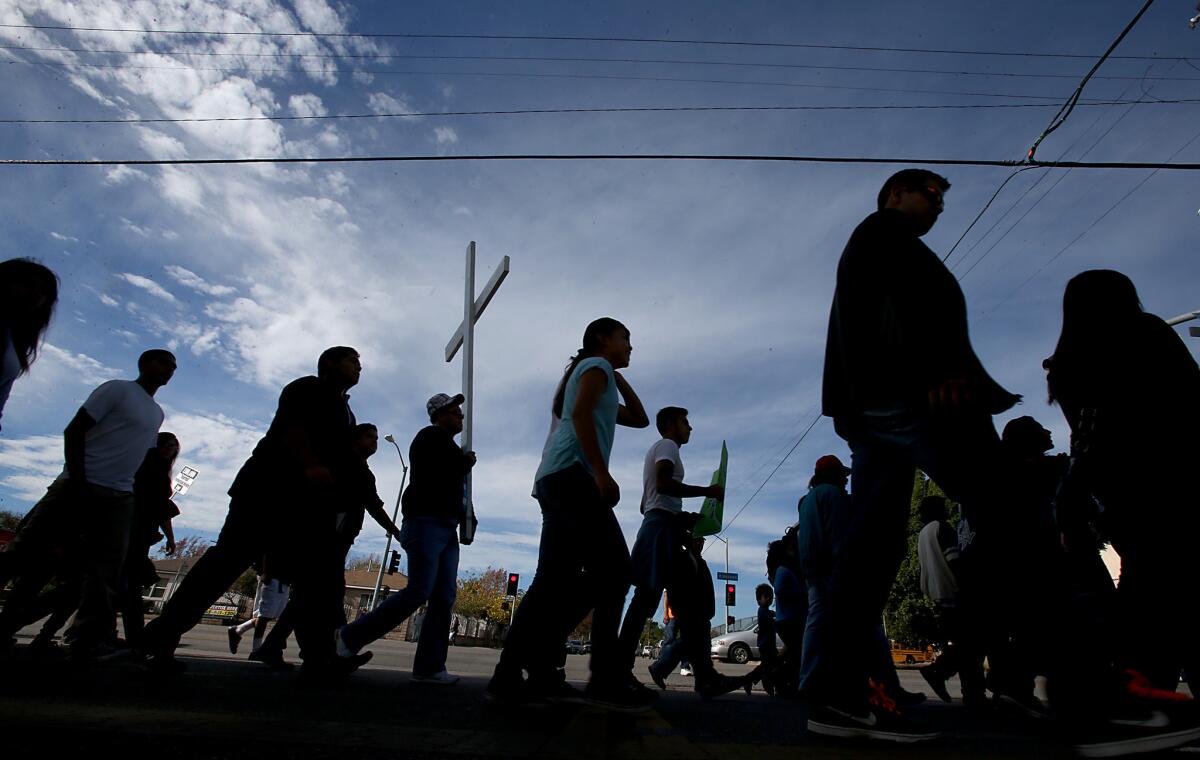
[
  {"left": 163, "top": 265, "right": 237, "bottom": 297},
  {"left": 98, "top": 293, "right": 120, "bottom": 308},
  {"left": 49, "top": 231, "right": 79, "bottom": 242},
  {"left": 367, "top": 92, "right": 416, "bottom": 119},
  {"left": 39, "top": 344, "right": 122, "bottom": 386},
  {"left": 289, "top": 93, "right": 328, "bottom": 118},
  {"left": 433, "top": 126, "right": 459, "bottom": 145},
  {"left": 0, "top": 435, "right": 64, "bottom": 503},
  {"left": 103, "top": 165, "right": 147, "bottom": 185},
  {"left": 121, "top": 218, "right": 152, "bottom": 237},
  {"left": 116, "top": 273, "right": 179, "bottom": 304},
  {"left": 162, "top": 230, "right": 179, "bottom": 241}
]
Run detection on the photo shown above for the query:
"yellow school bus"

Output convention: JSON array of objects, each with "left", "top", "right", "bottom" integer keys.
[{"left": 890, "top": 641, "right": 936, "bottom": 665}]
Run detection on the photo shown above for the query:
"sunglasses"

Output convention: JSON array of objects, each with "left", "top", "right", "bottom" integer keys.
[{"left": 917, "top": 185, "right": 945, "bottom": 205}]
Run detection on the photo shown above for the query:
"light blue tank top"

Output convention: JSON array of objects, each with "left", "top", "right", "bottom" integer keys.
[{"left": 535, "top": 357, "right": 618, "bottom": 483}]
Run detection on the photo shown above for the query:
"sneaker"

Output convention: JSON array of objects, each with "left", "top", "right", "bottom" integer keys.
[
  {"left": 921, "top": 666, "right": 953, "bottom": 704},
  {"left": 486, "top": 674, "right": 540, "bottom": 706},
  {"left": 807, "top": 702, "right": 942, "bottom": 743},
  {"left": 679, "top": 666, "right": 693, "bottom": 677},
  {"left": 227, "top": 628, "right": 241, "bottom": 655},
  {"left": 647, "top": 662, "right": 668, "bottom": 691},
  {"left": 995, "top": 691, "right": 1051, "bottom": 721},
  {"left": 534, "top": 679, "right": 587, "bottom": 705},
  {"left": 413, "top": 670, "right": 460, "bottom": 685},
  {"left": 583, "top": 679, "right": 658, "bottom": 713},
  {"left": 1072, "top": 703, "right": 1200, "bottom": 758}
]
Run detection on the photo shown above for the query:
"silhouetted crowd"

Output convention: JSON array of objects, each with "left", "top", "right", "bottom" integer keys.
[{"left": 1, "top": 169, "right": 1198, "bottom": 757}]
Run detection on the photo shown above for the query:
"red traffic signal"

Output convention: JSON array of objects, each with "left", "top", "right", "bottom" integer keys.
[
  {"left": 725, "top": 584, "right": 736, "bottom": 606},
  {"left": 506, "top": 573, "right": 519, "bottom": 596}
]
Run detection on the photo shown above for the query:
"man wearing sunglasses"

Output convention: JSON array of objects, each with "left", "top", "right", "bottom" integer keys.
[{"left": 812, "top": 169, "right": 1020, "bottom": 742}]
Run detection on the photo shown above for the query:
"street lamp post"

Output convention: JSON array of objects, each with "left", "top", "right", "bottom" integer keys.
[{"left": 368, "top": 434, "right": 408, "bottom": 611}]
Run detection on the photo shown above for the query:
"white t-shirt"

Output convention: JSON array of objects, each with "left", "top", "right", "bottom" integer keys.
[
  {"left": 917, "top": 520, "right": 960, "bottom": 605},
  {"left": 66, "top": 379, "right": 164, "bottom": 492},
  {"left": 641, "top": 438, "right": 684, "bottom": 514}
]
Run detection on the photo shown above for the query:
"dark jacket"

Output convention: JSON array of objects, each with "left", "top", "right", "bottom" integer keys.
[
  {"left": 229, "top": 375, "right": 357, "bottom": 499},
  {"left": 401, "top": 425, "right": 470, "bottom": 521},
  {"left": 823, "top": 209, "right": 1019, "bottom": 419}
]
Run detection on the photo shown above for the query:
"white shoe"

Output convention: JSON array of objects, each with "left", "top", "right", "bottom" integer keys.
[
  {"left": 413, "top": 670, "right": 460, "bottom": 685},
  {"left": 679, "top": 667, "right": 693, "bottom": 677}
]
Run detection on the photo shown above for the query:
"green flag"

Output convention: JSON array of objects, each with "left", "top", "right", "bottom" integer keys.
[{"left": 692, "top": 441, "right": 728, "bottom": 537}]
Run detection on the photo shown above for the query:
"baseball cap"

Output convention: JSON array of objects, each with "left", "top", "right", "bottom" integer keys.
[
  {"left": 426, "top": 392, "right": 465, "bottom": 420},
  {"left": 814, "top": 454, "right": 851, "bottom": 476}
]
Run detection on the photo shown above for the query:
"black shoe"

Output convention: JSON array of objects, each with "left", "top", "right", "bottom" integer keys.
[
  {"left": 331, "top": 650, "right": 372, "bottom": 674},
  {"left": 535, "top": 679, "right": 588, "bottom": 705},
  {"left": 227, "top": 628, "right": 241, "bottom": 655},
  {"left": 1072, "top": 703, "right": 1200, "bottom": 758},
  {"left": 140, "top": 651, "right": 187, "bottom": 674},
  {"left": 921, "top": 666, "right": 953, "bottom": 704},
  {"left": 583, "top": 679, "right": 657, "bottom": 712},
  {"left": 995, "top": 691, "right": 1051, "bottom": 721},
  {"left": 486, "top": 674, "right": 542, "bottom": 706},
  {"left": 28, "top": 636, "right": 64, "bottom": 660},
  {"left": 247, "top": 648, "right": 294, "bottom": 670},
  {"left": 807, "top": 702, "right": 942, "bottom": 744},
  {"left": 696, "top": 673, "right": 746, "bottom": 700},
  {"left": 647, "top": 662, "right": 668, "bottom": 691}
]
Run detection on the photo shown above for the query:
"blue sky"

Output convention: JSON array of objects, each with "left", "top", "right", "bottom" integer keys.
[{"left": 0, "top": 1, "right": 1197, "bottom": 620}]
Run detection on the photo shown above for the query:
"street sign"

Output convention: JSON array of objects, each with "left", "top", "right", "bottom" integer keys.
[{"left": 716, "top": 571, "right": 739, "bottom": 581}]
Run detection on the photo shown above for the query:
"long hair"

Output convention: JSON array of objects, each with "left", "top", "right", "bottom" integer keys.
[
  {"left": 157, "top": 432, "right": 180, "bottom": 469},
  {"left": 0, "top": 258, "right": 59, "bottom": 374},
  {"left": 1047, "top": 270, "right": 1142, "bottom": 405},
  {"left": 551, "top": 317, "right": 627, "bottom": 419}
]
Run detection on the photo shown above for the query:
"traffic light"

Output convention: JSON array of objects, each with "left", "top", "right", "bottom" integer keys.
[
  {"left": 727, "top": 615, "right": 735, "bottom": 627},
  {"left": 506, "top": 573, "right": 519, "bottom": 596},
  {"left": 388, "top": 550, "right": 401, "bottom": 574},
  {"left": 725, "top": 584, "right": 736, "bottom": 606}
]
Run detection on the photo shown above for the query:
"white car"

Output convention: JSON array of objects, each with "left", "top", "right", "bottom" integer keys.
[{"left": 710, "top": 625, "right": 785, "bottom": 664}]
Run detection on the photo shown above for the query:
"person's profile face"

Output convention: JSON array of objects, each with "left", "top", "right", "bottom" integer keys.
[
  {"left": 600, "top": 329, "right": 633, "bottom": 369},
  {"left": 145, "top": 355, "right": 177, "bottom": 386},
  {"left": 890, "top": 185, "right": 943, "bottom": 236},
  {"left": 336, "top": 353, "right": 362, "bottom": 388},
  {"left": 160, "top": 440, "right": 180, "bottom": 460},
  {"left": 437, "top": 403, "right": 465, "bottom": 434},
  {"left": 676, "top": 416, "right": 693, "bottom": 445},
  {"left": 356, "top": 429, "right": 379, "bottom": 456}
]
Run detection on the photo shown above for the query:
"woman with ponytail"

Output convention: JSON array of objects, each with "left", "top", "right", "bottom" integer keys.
[
  {"left": 0, "top": 258, "right": 59, "bottom": 431},
  {"left": 489, "top": 317, "right": 651, "bottom": 710}
]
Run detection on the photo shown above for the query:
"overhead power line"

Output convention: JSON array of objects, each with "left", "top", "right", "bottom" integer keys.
[
  {"left": 5, "top": 99, "right": 1198, "bottom": 125},
  {"left": 4, "top": 153, "right": 1199, "bottom": 169},
  {"left": 0, "top": 22, "right": 1187, "bottom": 61},
  {"left": 6, "top": 58, "right": 1148, "bottom": 101},
  {"left": 1028, "top": 0, "right": 1157, "bottom": 160},
  {"left": 5, "top": 43, "right": 1200, "bottom": 82}
]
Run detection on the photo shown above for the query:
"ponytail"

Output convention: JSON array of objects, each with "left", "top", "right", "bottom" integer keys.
[{"left": 551, "top": 317, "right": 627, "bottom": 419}]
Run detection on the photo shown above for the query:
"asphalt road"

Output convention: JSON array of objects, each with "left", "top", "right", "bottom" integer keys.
[{"left": 0, "top": 622, "right": 1184, "bottom": 759}]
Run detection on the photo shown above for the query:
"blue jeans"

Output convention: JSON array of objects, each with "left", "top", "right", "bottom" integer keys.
[
  {"left": 341, "top": 516, "right": 459, "bottom": 677},
  {"left": 815, "top": 412, "right": 1005, "bottom": 706}
]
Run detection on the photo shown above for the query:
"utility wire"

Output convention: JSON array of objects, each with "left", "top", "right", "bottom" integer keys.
[
  {"left": 6, "top": 43, "right": 1200, "bottom": 82},
  {"left": 0, "top": 22, "right": 1187, "bottom": 61},
  {"left": 718, "top": 412, "right": 824, "bottom": 539},
  {"left": 1027, "top": 0, "right": 1156, "bottom": 160},
  {"left": 6, "top": 58, "right": 1142, "bottom": 101},
  {"left": 5, "top": 99, "right": 1198, "bottom": 125},
  {"left": 4, "top": 154, "right": 1199, "bottom": 169},
  {"left": 941, "top": 166, "right": 1041, "bottom": 263}
]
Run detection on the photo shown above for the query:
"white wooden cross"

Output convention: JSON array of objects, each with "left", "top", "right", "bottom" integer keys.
[{"left": 444, "top": 241, "right": 510, "bottom": 545}]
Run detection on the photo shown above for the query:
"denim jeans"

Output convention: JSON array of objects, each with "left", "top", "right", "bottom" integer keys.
[
  {"left": 495, "top": 464, "right": 632, "bottom": 686},
  {"left": 815, "top": 412, "right": 1006, "bottom": 706},
  {"left": 341, "top": 516, "right": 459, "bottom": 677}
]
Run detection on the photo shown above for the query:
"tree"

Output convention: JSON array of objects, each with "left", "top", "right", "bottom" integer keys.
[
  {"left": 455, "top": 567, "right": 519, "bottom": 622},
  {"left": 883, "top": 472, "right": 956, "bottom": 647},
  {"left": 639, "top": 619, "right": 662, "bottom": 647},
  {"left": 0, "top": 509, "right": 21, "bottom": 532},
  {"left": 156, "top": 534, "right": 208, "bottom": 559},
  {"left": 346, "top": 552, "right": 379, "bottom": 572},
  {"left": 570, "top": 610, "right": 593, "bottom": 642}
]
